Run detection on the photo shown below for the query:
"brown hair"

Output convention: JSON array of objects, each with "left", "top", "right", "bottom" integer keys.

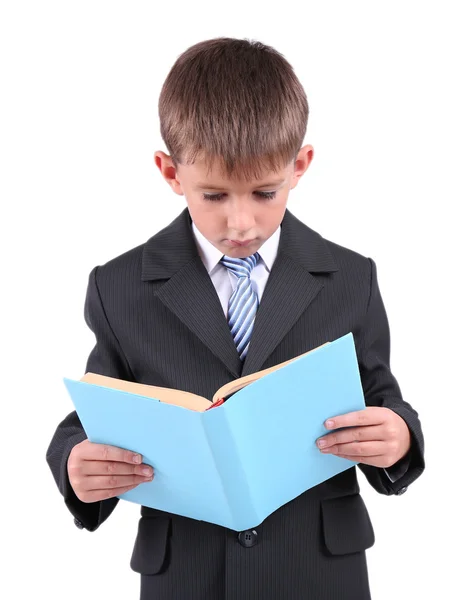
[{"left": 158, "top": 37, "right": 309, "bottom": 181}]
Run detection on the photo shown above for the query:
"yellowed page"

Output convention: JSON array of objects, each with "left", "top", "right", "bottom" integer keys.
[
  {"left": 80, "top": 373, "right": 212, "bottom": 412},
  {"left": 212, "top": 342, "right": 329, "bottom": 402}
]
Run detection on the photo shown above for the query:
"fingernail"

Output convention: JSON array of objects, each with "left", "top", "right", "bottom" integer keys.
[
  {"left": 133, "top": 454, "right": 142, "bottom": 463},
  {"left": 141, "top": 467, "right": 152, "bottom": 476},
  {"left": 325, "top": 420, "right": 335, "bottom": 428},
  {"left": 317, "top": 440, "right": 326, "bottom": 448}
]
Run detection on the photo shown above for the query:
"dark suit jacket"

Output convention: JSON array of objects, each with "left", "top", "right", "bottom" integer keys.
[{"left": 46, "top": 207, "right": 425, "bottom": 600}]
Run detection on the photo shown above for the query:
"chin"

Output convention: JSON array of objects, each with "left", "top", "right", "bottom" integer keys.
[{"left": 228, "top": 246, "right": 260, "bottom": 258}]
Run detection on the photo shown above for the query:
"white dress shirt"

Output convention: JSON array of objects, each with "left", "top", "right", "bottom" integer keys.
[{"left": 191, "top": 221, "right": 408, "bottom": 484}]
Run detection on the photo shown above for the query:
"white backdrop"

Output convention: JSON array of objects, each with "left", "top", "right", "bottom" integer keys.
[{"left": 1, "top": 1, "right": 469, "bottom": 598}]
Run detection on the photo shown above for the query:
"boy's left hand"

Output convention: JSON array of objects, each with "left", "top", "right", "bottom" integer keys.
[{"left": 316, "top": 407, "right": 411, "bottom": 468}]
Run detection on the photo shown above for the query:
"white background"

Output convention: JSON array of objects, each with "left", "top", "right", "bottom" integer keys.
[{"left": 1, "top": 1, "right": 469, "bottom": 598}]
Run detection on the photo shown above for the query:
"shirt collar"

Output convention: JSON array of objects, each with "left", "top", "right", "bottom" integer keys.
[{"left": 191, "top": 222, "right": 281, "bottom": 276}]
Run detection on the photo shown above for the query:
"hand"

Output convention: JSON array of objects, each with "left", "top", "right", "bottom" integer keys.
[
  {"left": 316, "top": 407, "right": 411, "bottom": 468},
  {"left": 67, "top": 439, "right": 154, "bottom": 503}
]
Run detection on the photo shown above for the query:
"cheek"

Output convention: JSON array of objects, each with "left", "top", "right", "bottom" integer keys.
[
  {"left": 265, "top": 198, "right": 287, "bottom": 221},
  {"left": 188, "top": 199, "right": 217, "bottom": 223},
  {"left": 193, "top": 207, "right": 226, "bottom": 238}
]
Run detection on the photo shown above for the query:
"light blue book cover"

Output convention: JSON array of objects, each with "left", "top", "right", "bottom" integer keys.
[{"left": 63, "top": 331, "right": 365, "bottom": 531}]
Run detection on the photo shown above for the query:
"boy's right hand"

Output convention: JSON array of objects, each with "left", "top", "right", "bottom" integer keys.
[{"left": 67, "top": 439, "right": 154, "bottom": 503}]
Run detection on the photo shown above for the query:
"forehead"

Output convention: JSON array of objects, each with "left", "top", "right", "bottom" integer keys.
[{"left": 179, "top": 156, "right": 290, "bottom": 188}]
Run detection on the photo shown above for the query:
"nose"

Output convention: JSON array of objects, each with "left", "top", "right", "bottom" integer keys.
[{"left": 226, "top": 204, "right": 256, "bottom": 235}]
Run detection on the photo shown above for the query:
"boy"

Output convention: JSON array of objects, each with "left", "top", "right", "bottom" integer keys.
[{"left": 46, "top": 37, "right": 425, "bottom": 600}]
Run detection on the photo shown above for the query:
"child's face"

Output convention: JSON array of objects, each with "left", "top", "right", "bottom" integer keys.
[{"left": 154, "top": 145, "right": 313, "bottom": 258}]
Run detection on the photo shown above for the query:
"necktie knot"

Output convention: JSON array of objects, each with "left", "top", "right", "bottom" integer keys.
[{"left": 220, "top": 253, "right": 260, "bottom": 279}]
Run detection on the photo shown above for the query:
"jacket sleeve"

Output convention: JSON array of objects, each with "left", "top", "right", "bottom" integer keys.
[
  {"left": 45, "top": 265, "right": 136, "bottom": 531},
  {"left": 354, "top": 258, "right": 425, "bottom": 496}
]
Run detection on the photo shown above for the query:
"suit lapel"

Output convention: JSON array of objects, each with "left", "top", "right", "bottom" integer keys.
[
  {"left": 154, "top": 257, "right": 242, "bottom": 379},
  {"left": 241, "top": 209, "right": 339, "bottom": 376},
  {"left": 240, "top": 254, "right": 325, "bottom": 376},
  {"left": 142, "top": 209, "right": 242, "bottom": 378},
  {"left": 141, "top": 207, "right": 339, "bottom": 380}
]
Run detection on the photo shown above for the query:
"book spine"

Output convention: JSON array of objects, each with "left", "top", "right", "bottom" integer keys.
[{"left": 202, "top": 405, "right": 258, "bottom": 531}]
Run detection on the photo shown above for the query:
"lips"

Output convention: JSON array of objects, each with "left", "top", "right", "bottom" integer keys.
[{"left": 228, "top": 239, "right": 254, "bottom": 246}]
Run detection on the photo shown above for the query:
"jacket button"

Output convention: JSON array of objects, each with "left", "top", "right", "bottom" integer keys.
[
  {"left": 238, "top": 529, "right": 258, "bottom": 548},
  {"left": 74, "top": 518, "right": 84, "bottom": 529},
  {"left": 396, "top": 486, "right": 408, "bottom": 495}
]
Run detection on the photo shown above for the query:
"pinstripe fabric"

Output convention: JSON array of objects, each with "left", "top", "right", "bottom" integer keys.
[
  {"left": 45, "top": 207, "right": 425, "bottom": 600},
  {"left": 220, "top": 253, "right": 261, "bottom": 360}
]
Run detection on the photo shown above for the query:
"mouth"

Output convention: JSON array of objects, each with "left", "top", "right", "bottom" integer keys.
[{"left": 227, "top": 239, "right": 255, "bottom": 247}]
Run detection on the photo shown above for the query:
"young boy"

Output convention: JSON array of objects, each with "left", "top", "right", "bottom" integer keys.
[{"left": 46, "top": 37, "right": 425, "bottom": 600}]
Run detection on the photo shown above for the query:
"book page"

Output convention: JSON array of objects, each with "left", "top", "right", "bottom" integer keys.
[
  {"left": 80, "top": 373, "right": 212, "bottom": 412},
  {"left": 212, "top": 342, "right": 329, "bottom": 402}
]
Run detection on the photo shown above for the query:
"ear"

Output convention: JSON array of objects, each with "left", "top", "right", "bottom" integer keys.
[
  {"left": 290, "top": 145, "right": 314, "bottom": 190},
  {"left": 154, "top": 151, "right": 184, "bottom": 196}
]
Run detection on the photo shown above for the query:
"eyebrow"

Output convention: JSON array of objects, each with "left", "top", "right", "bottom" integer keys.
[{"left": 196, "top": 179, "right": 285, "bottom": 190}]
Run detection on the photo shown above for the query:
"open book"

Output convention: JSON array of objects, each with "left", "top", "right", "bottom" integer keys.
[
  {"left": 80, "top": 342, "right": 329, "bottom": 412},
  {"left": 63, "top": 332, "right": 366, "bottom": 531}
]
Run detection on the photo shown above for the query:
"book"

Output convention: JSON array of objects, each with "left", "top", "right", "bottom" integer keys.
[{"left": 63, "top": 331, "right": 366, "bottom": 531}]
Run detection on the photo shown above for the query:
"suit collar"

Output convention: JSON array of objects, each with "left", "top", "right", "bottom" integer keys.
[
  {"left": 141, "top": 208, "right": 198, "bottom": 281},
  {"left": 141, "top": 207, "right": 338, "bottom": 281}
]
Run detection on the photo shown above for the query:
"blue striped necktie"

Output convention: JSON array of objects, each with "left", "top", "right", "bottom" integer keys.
[{"left": 220, "top": 252, "right": 261, "bottom": 361}]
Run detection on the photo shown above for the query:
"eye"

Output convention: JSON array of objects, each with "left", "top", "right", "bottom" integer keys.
[
  {"left": 255, "top": 191, "right": 277, "bottom": 200},
  {"left": 203, "top": 193, "right": 225, "bottom": 201},
  {"left": 202, "top": 191, "right": 277, "bottom": 202}
]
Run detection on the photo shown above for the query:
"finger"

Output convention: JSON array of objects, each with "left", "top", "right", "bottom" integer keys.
[
  {"left": 78, "top": 442, "right": 143, "bottom": 465},
  {"left": 81, "top": 460, "right": 154, "bottom": 477},
  {"left": 324, "top": 407, "right": 385, "bottom": 430},
  {"left": 82, "top": 483, "right": 143, "bottom": 503},
  {"left": 82, "top": 473, "right": 154, "bottom": 492},
  {"left": 321, "top": 440, "right": 387, "bottom": 457},
  {"left": 317, "top": 425, "right": 385, "bottom": 449}
]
